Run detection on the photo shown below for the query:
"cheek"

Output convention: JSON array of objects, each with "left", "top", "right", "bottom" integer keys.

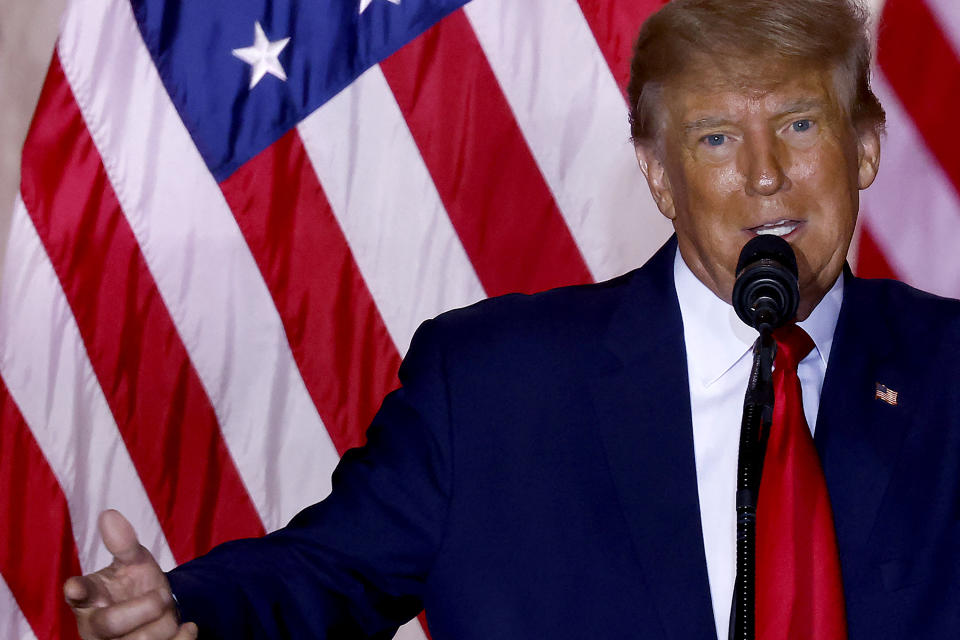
[
  {"left": 801, "top": 136, "right": 859, "bottom": 189},
  {"left": 684, "top": 166, "right": 741, "bottom": 215},
  {"left": 790, "top": 155, "right": 818, "bottom": 183},
  {"left": 794, "top": 148, "right": 858, "bottom": 219},
  {"left": 794, "top": 177, "right": 857, "bottom": 273},
  {"left": 680, "top": 168, "right": 751, "bottom": 258}
]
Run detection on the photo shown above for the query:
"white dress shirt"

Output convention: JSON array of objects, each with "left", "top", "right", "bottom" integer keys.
[{"left": 673, "top": 249, "right": 843, "bottom": 640}]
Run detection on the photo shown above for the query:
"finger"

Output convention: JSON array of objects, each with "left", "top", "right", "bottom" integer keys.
[
  {"left": 64, "top": 574, "right": 109, "bottom": 609},
  {"left": 114, "top": 610, "right": 181, "bottom": 640},
  {"left": 88, "top": 587, "right": 174, "bottom": 637},
  {"left": 175, "top": 622, "right": 199, "bottom": 639},
  {"left": 99, "top": 509, "right": 148, "bottom": 566}
]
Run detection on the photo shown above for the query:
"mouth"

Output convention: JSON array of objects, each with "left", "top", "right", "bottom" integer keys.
[{"left": 747, "top": 219, "right": 803, "bottom": 238}]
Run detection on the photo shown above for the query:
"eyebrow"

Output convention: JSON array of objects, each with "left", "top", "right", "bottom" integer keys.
[
  {"left": 681, "top": 99, "right": 828, "bottom": 133},
  {"left": 777, "top": 98, "right": 826, "bottom": 116},
  {"left": 682, "top": 117, "right": 733, "bottom": 134}
]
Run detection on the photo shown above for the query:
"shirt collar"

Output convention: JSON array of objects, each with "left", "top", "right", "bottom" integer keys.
[{"left": 674, "top": 247, "right": 843, "bottom": 388}]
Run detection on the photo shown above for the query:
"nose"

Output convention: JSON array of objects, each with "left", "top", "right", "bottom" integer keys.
[{"left": 742, "top": 134, "right": 789, "bottom": 197}]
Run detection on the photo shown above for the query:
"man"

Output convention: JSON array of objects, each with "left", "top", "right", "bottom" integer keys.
[{"left": 65, "top": 0, "right": 960, "bottom": 638}]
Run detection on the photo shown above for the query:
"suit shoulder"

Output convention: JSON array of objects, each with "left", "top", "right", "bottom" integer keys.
[
  {"left": 428, "top": 271, "right": 638, "bottom": 344},
  {"left": 850, "top": 276, "right": 960, "bottom": 324},
  {"left": 397, "top": 272, "right": 642, "bottom": 405},
  {"left": 846, "top": 277, "right": 960, "bottom": 354},
  {"left": 406, "top": 237, "right": 676, "bottom": 367}
]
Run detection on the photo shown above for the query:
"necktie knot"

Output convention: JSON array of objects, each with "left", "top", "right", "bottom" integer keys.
[{"left": 772, "top": 323, "right": 815, "bottom": 371}]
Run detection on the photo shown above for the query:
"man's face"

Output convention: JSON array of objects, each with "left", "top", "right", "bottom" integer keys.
[{"left": 636, "top": 61, "right": 881, "bottom": 319}]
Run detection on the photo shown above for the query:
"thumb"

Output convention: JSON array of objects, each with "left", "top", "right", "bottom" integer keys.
[{"left": 99, "top": 509, "right": 147, "bottom": 566}]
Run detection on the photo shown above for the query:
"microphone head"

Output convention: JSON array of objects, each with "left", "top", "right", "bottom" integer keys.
[
  {"left": 735, "top": 234, "right": 798, "bottom": 279},
  {"left": 732, "top": 235, "right": 800, "bottom": 332}
]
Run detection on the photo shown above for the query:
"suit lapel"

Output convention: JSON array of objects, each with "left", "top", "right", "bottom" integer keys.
[
  {"left": 816, "top": 271, "right": 912, "bottom": 555},
  {"left": 589, "top": 239, "right": 717, "bottom": 640}
]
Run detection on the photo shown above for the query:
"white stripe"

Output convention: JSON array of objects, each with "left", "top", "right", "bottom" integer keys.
[
  {"left": 298, "top": 66, "right": 486, "bottom": 356},
  {"left": 464, "top": 0, "right": 673, "bottom": 282},
  {"left": 865, "top": 0, "right": 886, "bottom": 17},
  {"left": 860, "top": 73, "right": 960, "bottom": 297},
  {"left": 57, "top": 0, "right": 339, "bottom": 531},
  {"left": 0, "top": 197, "right": 175, "bottom": 573},
  {"left": 924, "top": 0, "right": 960, "bottom": 60},
  {"left": 0, "top": 573, "right": 38, "bottom": 640}
]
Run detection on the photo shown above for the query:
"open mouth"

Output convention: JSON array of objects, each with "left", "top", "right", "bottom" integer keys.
[{"left": 749, "top": 219, "right": 801, "bottom": 237}]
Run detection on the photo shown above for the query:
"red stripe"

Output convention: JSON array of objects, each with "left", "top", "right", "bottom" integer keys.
[
  {"left": 878, "top": 0, "right": 960, "bottom": 200},
  {"left": 855, "top": 224, "right": 901, "bottom": 280},
  {"left": 220, "top": 130, "right": 402, "bottom": 454},
  {"left": 0, "top": 376, "right": 82, "bottom": 640},
  {"left": 19, "top": 55, "right": 264, "bottom": 562},
  {"left": 380, "top": 9, "right": 593, "bottom": 296},
  {"left": 576, "top": 0, "right": 666, "bottom": 94}
]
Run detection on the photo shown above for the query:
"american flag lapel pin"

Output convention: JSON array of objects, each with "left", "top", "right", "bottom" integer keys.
[{"left": 875, "top": 383, "right": 899, "bottom": 406}]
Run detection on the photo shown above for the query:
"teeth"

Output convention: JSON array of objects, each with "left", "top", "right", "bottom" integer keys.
[{"left": 754, "top": 220, "right": 798, "bottom": 237}]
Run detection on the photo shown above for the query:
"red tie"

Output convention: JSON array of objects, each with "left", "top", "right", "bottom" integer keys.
[{"left": 756, "top": 324, "right": 847, "bottom": 639}]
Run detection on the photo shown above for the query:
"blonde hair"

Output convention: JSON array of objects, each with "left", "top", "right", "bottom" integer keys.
[{"left": 627, "top": 0, "right": 885, "bottom": 144}]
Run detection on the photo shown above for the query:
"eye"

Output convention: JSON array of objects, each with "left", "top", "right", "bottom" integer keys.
[
  {"left": 703, "top": 133, "right": 727, "bottom": 147},
  {"left": 791, "top": 119, "right": 813, "bottom": 133}
]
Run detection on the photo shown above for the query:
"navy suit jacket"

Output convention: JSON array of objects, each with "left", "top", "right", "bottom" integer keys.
[{"left": 169, "top": 238, "right": 960, "bottom": 638}]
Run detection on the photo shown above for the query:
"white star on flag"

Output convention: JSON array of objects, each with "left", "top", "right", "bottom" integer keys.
[
  {"left": 359, "top": 0, "right": 401, "bottom": 15},
  {"left": 232, "top": 21, "right": 291, "bottom": 89}
]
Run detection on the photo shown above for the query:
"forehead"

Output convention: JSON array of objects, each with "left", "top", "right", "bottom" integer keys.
[{"left": 659, "top": 58, "right": 843, "bottom": 125}]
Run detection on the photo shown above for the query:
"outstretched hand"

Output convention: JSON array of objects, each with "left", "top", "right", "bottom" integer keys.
[{"left": 64, "top": 510, "right": 197, "bottom": 639}]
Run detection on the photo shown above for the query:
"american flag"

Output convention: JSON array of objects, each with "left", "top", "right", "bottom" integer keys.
[
  {"left": 0, "top": 0, "right": 956, "bottom": 638},
  {"left": 874, "top": 383, "right": 899, "bottom": 406}
]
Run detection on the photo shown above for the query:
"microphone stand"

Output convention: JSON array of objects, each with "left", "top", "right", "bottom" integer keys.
[{"left": 729, "top": 328, "right": 776, "bottom": 640}]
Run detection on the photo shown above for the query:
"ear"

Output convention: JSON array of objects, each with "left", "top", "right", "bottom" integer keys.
[
  {"left": 855, "top": 125, "right": 881, "bottom": 190},
  {"left": 635, "top": 143, "right": 677, "bottom": 220}
]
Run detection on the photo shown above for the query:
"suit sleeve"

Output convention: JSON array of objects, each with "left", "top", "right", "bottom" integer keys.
[{"left": 166, "top": 318, "right": 454, "bottom": 638}]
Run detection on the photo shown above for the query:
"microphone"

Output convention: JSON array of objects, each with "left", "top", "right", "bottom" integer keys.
[
  {"left": 730, "top": 235, "right": 798, "bottom": 640},
  {"left": 732, "top": 235, "right": 799, "bottom": 333}
]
